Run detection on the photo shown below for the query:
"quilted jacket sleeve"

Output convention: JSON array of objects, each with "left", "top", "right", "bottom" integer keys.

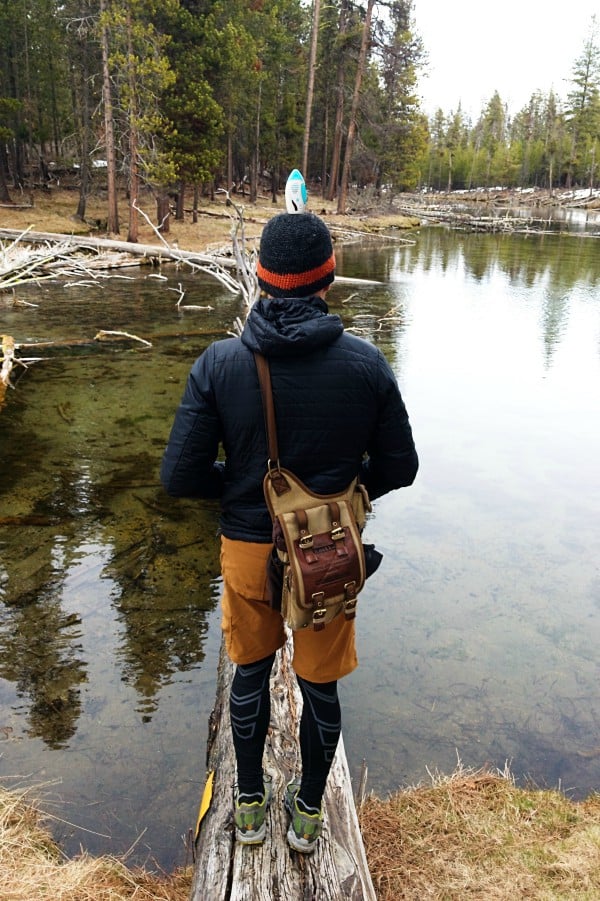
[
  {"left": 359, "top": 350, "right": 418, "bottom": 501},
  {"left": 160, "top": 347, "right": 225, "bottom": 498}
]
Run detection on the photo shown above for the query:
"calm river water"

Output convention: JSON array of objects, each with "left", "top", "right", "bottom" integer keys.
[{"left": 1, "top": 223, "right": 599, "bottom": 869}]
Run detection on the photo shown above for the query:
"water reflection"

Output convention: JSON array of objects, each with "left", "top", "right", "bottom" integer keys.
[
  {"left": 339, "top": 228, "right": 600, "bottom": 807},
  {"left": 0, "top": 572, "right": 87, "bottom": 748},
  {"left": 0, "top": 357, "right": 224, "bottom": 736},
  {"left": 0, "top": 229, "right": 599, "bottom": 867}
]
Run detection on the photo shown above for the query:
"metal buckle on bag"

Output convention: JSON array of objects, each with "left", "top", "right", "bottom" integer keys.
[
  {"left": 312, "top": 603, "right": 328, "bottom": 631},
  {"left": 344, "top": 597, "right": 357, "bottom": 620},
  {"left": 331, "top": 523, "right": 344, "bottom": 541},
  {"left": 299, "top": 532, "right": 314, "bottom": 549}
]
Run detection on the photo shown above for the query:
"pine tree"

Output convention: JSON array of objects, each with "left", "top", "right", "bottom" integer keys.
[
  {"left": 564, "top": 15, "right": 600, "bottom": 188},
  {"left": 101, "top": 0, "right": 178, "bottom": 242}
]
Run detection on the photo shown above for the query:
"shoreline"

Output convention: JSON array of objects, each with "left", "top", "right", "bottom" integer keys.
[{"left": 3, "top": 764, "right": 600, "bottom": 900}]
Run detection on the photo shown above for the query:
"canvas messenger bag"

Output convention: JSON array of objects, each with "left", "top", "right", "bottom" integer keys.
[{"left": 255, "top": 352, "right": 375, "bottom": 632}]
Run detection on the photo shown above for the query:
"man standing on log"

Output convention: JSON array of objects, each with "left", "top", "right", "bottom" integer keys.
[{"left": 160, "top": 212, "right": 418, "bottom": 853}]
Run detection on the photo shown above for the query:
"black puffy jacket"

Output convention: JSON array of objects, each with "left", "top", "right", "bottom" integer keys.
[{"left": 160, "top": 295, "right": 418, "bottom": 541}]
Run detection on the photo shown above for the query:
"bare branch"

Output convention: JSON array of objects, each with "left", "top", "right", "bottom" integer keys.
[{"left": 94, "top": 329, "right": 152, "bottom": 347}]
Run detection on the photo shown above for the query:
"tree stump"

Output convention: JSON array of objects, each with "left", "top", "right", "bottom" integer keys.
[{"left": 191, "top": 637, "right": 377, "bottom": 901}]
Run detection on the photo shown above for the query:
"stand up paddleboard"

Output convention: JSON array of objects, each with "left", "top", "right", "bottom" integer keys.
[{"left": 285, "top": 169, "right": 308, "bottom": 213}]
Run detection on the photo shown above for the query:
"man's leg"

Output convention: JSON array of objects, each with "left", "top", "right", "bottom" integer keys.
[
  {"left": 229, "top": 653, "right": 276, "bottom": 798},
  {"left": 296, "top": 676, "right": 341, "bottom": 809},
  {"left": 284, "top": 676, "right": 341, "bottom": 852},
  {"left": 286, "top": 614, "right": 357, "bottom": 852},
  {"left": 219, "top": 536, "right": 285, "bottom": 843}
]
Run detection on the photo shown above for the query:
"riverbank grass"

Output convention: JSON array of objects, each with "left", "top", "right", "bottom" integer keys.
[
  {"left": 3, "top": 766, "right": 600, "bottom": 899},
  {"left": 359, "top": 764, "right": 600, "bottom": 900},
  {"left": 0, "top": 785, "right": 190, "bottom": 901}
]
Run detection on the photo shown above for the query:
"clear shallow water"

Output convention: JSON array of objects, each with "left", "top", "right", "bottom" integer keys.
[{"left": 0, "top": 229, "right": 599, "bottom": 868}]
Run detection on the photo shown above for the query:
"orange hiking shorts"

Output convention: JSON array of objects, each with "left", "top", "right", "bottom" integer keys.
[{"left": 219, "top": 535, "right": 358, "bottom": 683}]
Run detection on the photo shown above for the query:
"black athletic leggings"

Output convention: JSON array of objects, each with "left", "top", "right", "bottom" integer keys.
[{"left": 229, "top": 654, "right": 341, "bottom": 808}]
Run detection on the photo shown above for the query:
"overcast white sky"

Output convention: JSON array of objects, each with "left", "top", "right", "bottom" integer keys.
[{"left": 413, "top": 0, "right": 598, "bottom": 118}]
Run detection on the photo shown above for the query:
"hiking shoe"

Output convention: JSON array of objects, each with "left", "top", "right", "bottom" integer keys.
[
  {"left": 284, "top": 778, "right": 323, "bottom": 853},
  {"left": 234, "top": 774, "right": 273, "bottom": 845}
]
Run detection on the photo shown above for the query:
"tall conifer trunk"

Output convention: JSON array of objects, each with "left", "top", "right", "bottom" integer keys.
[
  {"left": 75, "top": 19, "right": 91, "bottom": 222},
  {"left": 126, "top": 9, "right": 139, "bottom": 244},
  {"left": 100, "top": 0, "right": 119, "bottom": 234},
  {"left": 337, "top": 0, "right": 375, "bottom": 214},
  {"left": 302, "top": 0, "right": 321, "bottom": 177},
  {"left": 327, "top": 0, "right": 349, "bottom": 201}
]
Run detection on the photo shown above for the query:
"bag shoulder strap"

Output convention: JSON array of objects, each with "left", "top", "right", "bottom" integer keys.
[
  {"left": 254, "top": 352, "right": 279, "bottom": 464},
  {"left": 254, "top": 353, "right": 291, "bottom": 498}
]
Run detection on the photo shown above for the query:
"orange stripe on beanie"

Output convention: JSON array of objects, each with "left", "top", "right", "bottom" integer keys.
[
  {"left": 257, "top": 213, "right": 336, "bottom": 298},
  {"left": 256, "top": 255, "right": 335, "bottom": 293}
]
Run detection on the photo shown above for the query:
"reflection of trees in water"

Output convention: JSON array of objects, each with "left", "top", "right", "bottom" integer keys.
[
  {"left": 4, "top": 231, "right": 594, "bottom": 749},
  {"left": 0, "top": 466, "right": 96, "bottom": 748},
  {"left": 0, "top": 580, "right": 87, "bottom": 749},
  {"left": 103, "top": 505, "right": 221, "bottom": 721},
  {"left": 413, "top": 228, "right": 599, "bottom": 364},
  {"left": 412, "top": 227, "right": 600, "bottom": 294},
  {"left": 540, "top": 291, "right": 570, "bottom": 366},
  {"left": 329, "top": 245, "right": 409, "bottom": 371},
  {"left": 0, "top": 422, "right": 221, "bottom": 740},
  {"left": 0, "top": 295, "right": 229, "bottom": 749}
]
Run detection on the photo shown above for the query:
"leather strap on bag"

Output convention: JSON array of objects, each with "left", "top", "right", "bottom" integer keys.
[
  {"left": 254, "top": 353, "right": 290, "bottom": 497},
  {"left": 254, "top": 353, "right": 278, "bottom": 463}
]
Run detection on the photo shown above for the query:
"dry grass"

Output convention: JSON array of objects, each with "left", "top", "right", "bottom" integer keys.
[
  {"left": 0, "top": 187, "right": 261, "bottom": 253},
  {"left": 0, "top": 786, "right": 191, "bottom": 901},
  {"left": 0, "top": 186, "right": 418, "bottom": 255},
  {"left": 4, "top": 768, "right": 600, "bottom": 900},
  {"left": 360, "top": 763, "right": 600, "bottom": 900}
]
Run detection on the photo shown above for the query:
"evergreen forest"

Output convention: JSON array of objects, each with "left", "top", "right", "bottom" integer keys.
[{"left": 0, "top": 0, "right": 599, "bottom": 239}]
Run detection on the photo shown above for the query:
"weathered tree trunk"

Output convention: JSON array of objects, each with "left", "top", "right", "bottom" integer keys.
[
  {"left": 191, "top": 637, "right": 376, "bottom": 901},
  {"left": 227, "top": 130, "right": 234, "bottom": 191},
  {"left": 251, "top": 81, "right": 261, "bottom": 205},
  {"left": 126, "top": 10, "right": 139, "bottom": 244},
  {"left": 0, "top": 147, "right": 11, "bottom": 203},
  {"left": 270, "top": 168, "right": 278, "bottom": 204},
  {"left": 100, "top": 0, "right": 119, "bottom": 234},
  {"left": 337, "top": 0, "right": 375, "bottom": 214},
  {"left": 74, "top": 23, "right": 92, "bottom": 223},
  {"left": 176, "top": 182, "right": 186, "bottom": 221},
  {"left": 0, "top": 228, "right": 232, "bottom": 267},
  {"left": 157, "top": 192, "right": 171, "bottom": 234},
  {"left": 327, "top": 0, "right": 349, "bottom": 202},
  {"left": 302, "top": 0, "right": 321, "bottom": 178}
]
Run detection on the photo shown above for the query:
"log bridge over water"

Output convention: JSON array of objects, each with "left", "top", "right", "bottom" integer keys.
[{"left": 191, "top": 637, "right": 376, "bottom": 901}]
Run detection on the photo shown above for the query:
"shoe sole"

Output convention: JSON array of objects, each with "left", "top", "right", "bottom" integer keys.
[
  {"left": 284, "top": 787, "right": 320, "bottom": 854},
  {"left": 235, "top": 781, "right": 272, "bottom": 845},
  {"left": 286, "top": 823, "right": 318, "bottom": 854},
  {"left": 236, "top": 823, "right": 267, "bottom": 845}
]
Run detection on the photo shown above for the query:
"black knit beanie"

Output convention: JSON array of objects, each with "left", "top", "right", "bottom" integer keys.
[{"left": 256, "top": 213, "right": 336, "bottom": 298}]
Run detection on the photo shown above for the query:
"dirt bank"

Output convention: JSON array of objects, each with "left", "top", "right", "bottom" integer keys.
[{"left": 0, "top": 187, "right": 420, "bottom": 255}]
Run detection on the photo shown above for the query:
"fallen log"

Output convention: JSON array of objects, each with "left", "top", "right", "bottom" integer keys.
[
  {"left": 0, "top": 228, "right": 382, "bottom": 286},
  {"left": 0, "top": 227, "right": 229, "bottom": 268},
  {"left": 0, "top": 332, "right": 152, "bottom": 407},
  {"left": 0, "top": 202, "right": 34, "bottom": 210},
  {"left": 192, "top": 636, "right": 376, "bottom": 901},
  {"left": 12, "top": 330, "right": 152, "bottom": 354}
]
